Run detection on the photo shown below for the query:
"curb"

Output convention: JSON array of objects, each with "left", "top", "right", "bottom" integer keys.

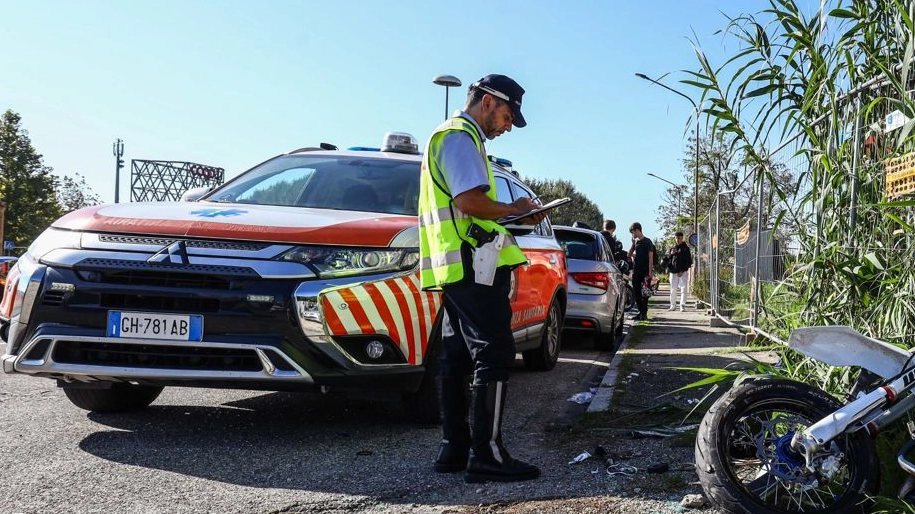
[{"left": 585, "top": 286, "right": 700, "bottom": 414}]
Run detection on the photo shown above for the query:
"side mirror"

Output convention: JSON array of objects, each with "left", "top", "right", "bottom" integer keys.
[
  {"left": 504, "top": 223, "right": 535, "bottom": 237},
  {"left": 180, "top": 186, "right": 215, "bottom": 202}
]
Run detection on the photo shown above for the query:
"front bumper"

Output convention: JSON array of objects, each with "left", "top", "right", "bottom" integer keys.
[{"left": 2, "top": 256, "right": 429, "bottom": 392}]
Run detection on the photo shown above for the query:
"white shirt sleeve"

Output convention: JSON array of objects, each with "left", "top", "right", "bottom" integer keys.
[{"left": 436, "top": 131, "right": 489, "bottom": 197}]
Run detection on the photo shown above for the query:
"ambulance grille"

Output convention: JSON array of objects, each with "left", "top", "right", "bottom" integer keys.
[
  {"left": 98, "top": 235, "right": 272, "bottom": 251},
  {"left": 42, "top": 290, "right": 67, "bottom": 306},
  {"left": 100, "top": 293, "right": 220, "bottom": 312},
  {"left": 97, "top": 269, "right": 232, "bottom": 289},
  {"left": 77, "top": 258, "right": 258, "bottom": 278},
  {"left": 52, "top": 341, "right": 262, "bottom": 372}
]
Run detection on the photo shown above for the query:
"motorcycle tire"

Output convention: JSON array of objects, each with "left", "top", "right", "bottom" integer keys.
[{"left": 695, "top": 377, "right": 879, "bottom": 514}]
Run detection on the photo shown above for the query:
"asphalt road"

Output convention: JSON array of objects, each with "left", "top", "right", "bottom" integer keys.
[{"left": 0, "top": 333, "right": 618, "bottom": 514}]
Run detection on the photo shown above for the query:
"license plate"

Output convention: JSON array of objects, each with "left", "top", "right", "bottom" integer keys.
[{"left": 107, "top": 311, "right": 204, "bottom": 341}]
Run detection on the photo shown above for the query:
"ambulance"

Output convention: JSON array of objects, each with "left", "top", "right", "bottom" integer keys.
[{"left": 0, "top": 133, "right": 567, "bottom": 423}]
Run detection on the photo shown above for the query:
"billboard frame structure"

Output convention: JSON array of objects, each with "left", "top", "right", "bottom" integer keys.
[{"left": 130, "top": 160, "right": 225, "bottom": 202}]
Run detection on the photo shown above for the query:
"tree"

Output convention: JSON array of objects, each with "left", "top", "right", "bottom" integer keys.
[
  {"left": 57, "top": 173, "right": 101, "bottom": 212},
  {"left": 523, "top": 177, "right": 603, "bottom": 228},
  {"left": 0, "top": 110, "right": 63, "bottom": 247},
  {"left": 658, "top": 133, "right": 796, "bottom": 243}
]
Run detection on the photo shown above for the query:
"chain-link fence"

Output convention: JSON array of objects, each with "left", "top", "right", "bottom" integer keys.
[{"left": 696, "top": 76, "right": 911, "bottom": 340}]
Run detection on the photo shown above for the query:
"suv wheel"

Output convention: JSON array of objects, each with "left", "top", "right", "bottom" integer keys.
[
  {"left": 522, "top": 297, "right": 562, "bottom": 371},
  {"left": 63, "top": 383, "right": 164, "bottom": 412}
]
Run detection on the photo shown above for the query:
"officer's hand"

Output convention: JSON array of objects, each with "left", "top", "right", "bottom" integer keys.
[
  {"left": 512, "top": 197, "right": 538, "bottom": 213},
  {"left": 510, "top": 198, "right": 546, "bottom": 224}
]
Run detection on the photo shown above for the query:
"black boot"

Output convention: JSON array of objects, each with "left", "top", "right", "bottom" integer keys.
[
  {"left": 465, "top": 381, "right": 540, "bottom": 483},
  {"left": 434, "top": 375, "right": 470, "bottom": 473}
]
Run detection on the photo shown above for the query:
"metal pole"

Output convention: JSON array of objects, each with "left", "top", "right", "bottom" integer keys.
[
  {"left": 694, "top": 120, "right": 700, "bottom": 242},
  {"left": 433, "top": 75, "right": 462, "bottom": 121},
  {"left": 113, "top": 138, "right": 124, "bottom": 204},
  {"left": 678, "top": 188, "right": 683, "bottom": 230},
  {"left": 713, "top": 194, "right": 720, "bottom": 315},
  {"left": 752, "top": 174, "right": 765, "bottom": 327}
]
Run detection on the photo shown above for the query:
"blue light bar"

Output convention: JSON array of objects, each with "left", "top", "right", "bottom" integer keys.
[
  {"left": 347, "top": 146, "right": 381, "bottom": 152},
  {"left": 488, "top": 155, "right": 513, "bottom": 167}
]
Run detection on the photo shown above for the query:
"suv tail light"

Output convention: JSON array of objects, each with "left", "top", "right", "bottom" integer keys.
[{"left": 570, "top": 271, "right": 609, "bottom": 290}]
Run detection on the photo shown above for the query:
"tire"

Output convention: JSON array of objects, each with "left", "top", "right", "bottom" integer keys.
[
  {"left": 63, "top": 383, "right": 164, "bottom": 412},
  {"left": 613, "top": 291, "right": 625, "bottom": 337},
  {"left": 695, "top": 377, "right": 879, "bottom": 514},
  {"left": 522, "top": 297, "right": 562, "bottom": 371},
  {"left": 402, "top": 312, "right": 443, "bottom": 425}
]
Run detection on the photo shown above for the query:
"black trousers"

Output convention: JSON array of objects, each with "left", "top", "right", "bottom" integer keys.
[
  {"left": 632, "top": 270, "right": 648, "bottom": 317},
  {"left": 439, "top": 268, "right": 515, "bottom": 385}
]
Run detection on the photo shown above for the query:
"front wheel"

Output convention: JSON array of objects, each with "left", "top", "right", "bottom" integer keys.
[
  {"left": 63, "top": 383, "right": 164, "bottom": 412},
  {"left": 695, "top": 378, "right": 879, "bottom": 514}
]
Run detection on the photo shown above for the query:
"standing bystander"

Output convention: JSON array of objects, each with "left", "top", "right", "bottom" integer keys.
[
  {"left": 627, "top": 222, "right": 654, "bottom": 321},
  {"left": 666, "top": 231, "right": 693, "bottom": 311}
]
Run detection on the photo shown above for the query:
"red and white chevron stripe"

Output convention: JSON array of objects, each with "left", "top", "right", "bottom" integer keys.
[{"left": 320, "top": 272, "right": 442, "bottom": 365}]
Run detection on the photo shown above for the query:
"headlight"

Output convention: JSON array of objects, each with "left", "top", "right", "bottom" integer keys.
[
  {"left": 278, "top": 245, "right": 418, "bottom": 278},
  {"left": 26, "top": 228, "right": 82, "bottom": 260}
]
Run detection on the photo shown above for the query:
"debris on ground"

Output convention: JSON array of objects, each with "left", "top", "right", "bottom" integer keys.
[
  {"left": 646, "top": 462, "right": 669, "bottom": 473},
  {"left": 680, "top": 493, "right": 707, "bottom": 508},
  {"left": 567, "top": 451, "right": 591, "bottom": 465}
]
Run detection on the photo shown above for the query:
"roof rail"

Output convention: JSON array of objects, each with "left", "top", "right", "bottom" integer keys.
[{"left": 288, "top": 142, "right": 339, "bottom": 154}]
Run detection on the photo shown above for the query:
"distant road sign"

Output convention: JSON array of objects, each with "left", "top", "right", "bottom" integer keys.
[
  {"left": 3, "top": 240, "right": 14, "bottom": 251},
  {"left": 688, "top": 233, "right": 698, "bottom": 247}
]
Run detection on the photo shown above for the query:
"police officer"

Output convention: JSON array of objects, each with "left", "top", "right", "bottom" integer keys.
[{"left": 418, "top": 74, "right": 544, "bottom": 483}]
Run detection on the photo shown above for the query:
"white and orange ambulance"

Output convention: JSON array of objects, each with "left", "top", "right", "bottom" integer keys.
[{"left": 0, "top": 133, "right": 567, "bottom": 422}]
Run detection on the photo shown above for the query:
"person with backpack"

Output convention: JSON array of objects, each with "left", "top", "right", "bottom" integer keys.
[{"left": 666, "top": 231, "right": 693, "bottom": 311}]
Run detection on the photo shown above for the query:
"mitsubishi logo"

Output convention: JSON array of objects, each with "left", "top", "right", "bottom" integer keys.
[{"left": 148, "top": 241, "right": 190, "bottom": 265}]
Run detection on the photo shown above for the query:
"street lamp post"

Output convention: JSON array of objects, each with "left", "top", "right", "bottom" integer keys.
[
  {"left": 635, "top": 73, "right": 700, "bottom": 245},
  {"left": 432, "top": 74, "right": 462, "bottom": 121},
  {"left": 647, "top": 172, "right": 683, "bottom": 231}
]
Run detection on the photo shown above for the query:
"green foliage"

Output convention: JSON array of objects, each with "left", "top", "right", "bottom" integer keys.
[
  {"left": 0, "top": 110, "right": 64, "bottom": 246},
  {"left": 57, "top": 173, "right": 101, "bottom": 213},
  {"left": 685, "top": 0, "right": 915, "bottom": 342},
  {"left": 247, "top": 177, "right": 307, "bottom": 205},
  {"left": 0, "top": 110, "right": 102, "bottom": 245},
  {"left": 524, "top": 177, "right": 603, "bottom": 228},
  {"left": 680, "top": 2, "right": 915, "bottom": 501}
]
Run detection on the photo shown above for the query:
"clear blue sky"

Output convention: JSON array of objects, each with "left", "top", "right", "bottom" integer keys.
[{"left": 2, "top": 0, "right": 781, "bottom": 243}]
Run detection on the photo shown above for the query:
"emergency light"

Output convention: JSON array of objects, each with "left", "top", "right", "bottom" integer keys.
[{"left": 380, "top": 132, "right": 419, "bottom": 154}]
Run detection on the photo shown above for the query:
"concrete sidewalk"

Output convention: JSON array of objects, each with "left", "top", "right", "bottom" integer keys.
[{"left": 588, "top": 283, "right": 764, "bottom": 413}]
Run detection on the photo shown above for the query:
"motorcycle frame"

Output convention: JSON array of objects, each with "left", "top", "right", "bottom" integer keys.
[{"left": 787, "top": 326, "right": 915, "bottom": 469}]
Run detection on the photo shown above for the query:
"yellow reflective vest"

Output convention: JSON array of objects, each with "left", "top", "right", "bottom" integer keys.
[{"left": 418, "top": 116, "right": 526, "bottom": 290}]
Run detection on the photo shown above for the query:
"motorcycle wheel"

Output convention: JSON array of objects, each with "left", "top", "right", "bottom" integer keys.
[{"left": 695, "top": 377, "right": 879, "bottom": 514}]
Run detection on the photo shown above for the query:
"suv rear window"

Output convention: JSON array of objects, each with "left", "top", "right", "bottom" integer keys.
[
  {"left": 555, "top": 230, "right": 600, "bottom": 261},
  {"left": 205, "top": 155, "right": 421, "bottom": 215}
]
